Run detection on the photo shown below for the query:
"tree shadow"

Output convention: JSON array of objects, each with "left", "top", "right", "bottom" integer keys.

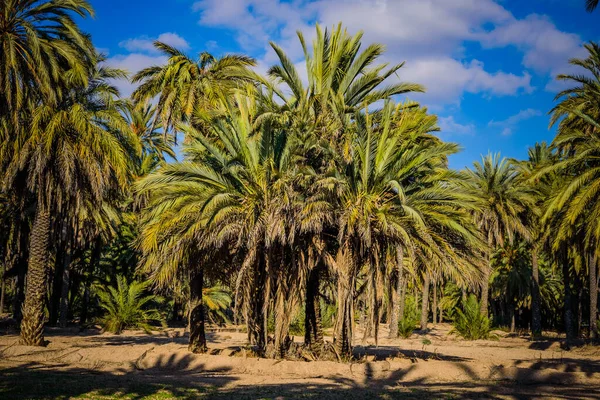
[
  {"left": 2, "top": 356, "right": 600, "bottom": 399},
  {"left": 0, "top": 356, "right": 236, "bottom": 400},
  {"left": 353, "top": 345, "right": 471, "bottom": 362}
]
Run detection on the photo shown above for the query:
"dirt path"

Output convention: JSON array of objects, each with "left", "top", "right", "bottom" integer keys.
[{"left": 1, "top": 324, "right": 599, "bottom": 399}]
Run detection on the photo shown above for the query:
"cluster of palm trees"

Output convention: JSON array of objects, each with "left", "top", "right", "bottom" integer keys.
[{"left": 1, "top": 0, "right": 599, "bottom": 360}]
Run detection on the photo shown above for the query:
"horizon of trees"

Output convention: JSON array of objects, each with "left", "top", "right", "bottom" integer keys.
[{"left": 1, "top": 0, "right": 599, "bottom": 360}]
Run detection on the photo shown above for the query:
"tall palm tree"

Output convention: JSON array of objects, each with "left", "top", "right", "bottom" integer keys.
[
  {"left": 137, "top": 90, "right": 297, "bottom": 354},
  {"left": 0, "top": 0, "right": 95, "bottom": 124},
  {"left": 517, "top": 142, "right": 556, "bottom": 337},
  {"left": 586, "top": 0, "right": 599, "bottom": 12},
  {"left": 4, "top": 64, "right": 132, "bottom": 346},
  {"left": 546, "top": 42, "right": 600, "bottom": 339},
  {"left": 323, "top": 101, "right": 481, "bottom": 355},
  {"left": 464, "top": 154, "right": 536, "bottom": 317},
  {"left": 131, "top": 43, "right": 256, "bottom": 137}
]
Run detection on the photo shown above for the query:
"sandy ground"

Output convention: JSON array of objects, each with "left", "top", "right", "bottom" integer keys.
[{"left": 1, "top": 324, "right": 600, "bottom": 399}]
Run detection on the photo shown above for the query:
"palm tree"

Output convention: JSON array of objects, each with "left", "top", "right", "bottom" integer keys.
[
  {"left": 137, "top": 90, "right": 296, "bottom": 354},
  {"left": 4, "top": 64, "right": 131, "bottom": 345},
  {"left": 323, "top": 101, "right": 481, "bottom": 355},
  {"left": 0, "top": 0, "right": 95, "bottom": 124},
  {"left": 121, "top": 101, "right": 175, "bottom": 177},
  {"left": 131, "top": 43, "right": 256, "bottom": 137},
  {"left": 264, "top": 24, "right": 425, "bottom": 347},
  {"left": 546, "top": 43, "right": 600, "bottom": 339},
  {"left": 464, "top": 154, "right": 536, "bottom": 317},
  {"left": 517, "top": 142, "right": 556, "bottom": 337},
  {"left": 586, "top": 0, "right": 599, "bottom": 12}
]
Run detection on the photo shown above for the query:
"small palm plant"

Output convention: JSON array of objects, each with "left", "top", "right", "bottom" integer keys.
[
  {"left": 97, "top": 276, "right": 164, "bottom": 334},
  {"left": 451, "top": 295, "right": 496, "bottom": 340},
  {"left": 398, "top": 297, "right": 419, "bottom": 339}
]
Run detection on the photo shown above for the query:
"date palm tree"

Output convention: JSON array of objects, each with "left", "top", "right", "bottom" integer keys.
[
  {"left": 121, "top": 101, "right": 175, "bottom": 177},
  {"left": 137, "top": 90, "right": 296, "bottom": 353},
  {"left": 131, "top": 43, "right": 256, "bottom": 137},
  {"left": 4, "top": 64, "right": 132, "bottom": 345},
  {"left": 464, "top": 154, "right": 536, "bottom": 317},
  {"left": 0, "top": 0, "right": 95, "bottom": 124},
  {"left": 324, "top": 101, "right": 481, "bottom": 355}
]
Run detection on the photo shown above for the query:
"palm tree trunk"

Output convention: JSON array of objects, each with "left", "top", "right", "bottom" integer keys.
[
  {"left": 247, "top": 255, "right": 267, "bottom": 352},
  {"left": 589, "top": 253, "right": 598, "bottom": 340},
  {"left": 334, "top": 243, "right": 356, "bottom": 359},
  {"left": 304, "top": 264, "right": 323, "bottom": 346},
  {"left": 562, "top": 246, "right": 576, "bottom": 340},
  {"left": 273, "top": 289, "right": 292, "bottom": 358},
  {"left": 420, "top": 273, "right": 430, "bottom": 331},
  {"left": 531, "top": 247, "right": 542, "bottom": 338},
  {"left": 20, "top": 204, "right": 51, "bottom": 346},
  {"left": 188, "top": 267, "right": 207, "bottom": 353},
  {"left": 480, "top": 247, "right": 492, "bottom": 317},
  {"left": 510, "top": 308, "right": 516, "bottom": 333},
  {"left": 388, "top": 247, "right": 403, "bottom": 338}
]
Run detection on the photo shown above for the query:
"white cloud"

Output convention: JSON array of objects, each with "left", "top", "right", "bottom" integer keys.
[
  {"left": 191, "top": 0, "right": 584, "bottom": 105},
  {"left": 480, "top": 14, "right": 585, "bottom": 80},
  {"left": 119, "top": 32, "right": 190, "bottom": 53},
  {"left": 488, "top": 108, "right": 543, "bottom": 135},
  {"left": 106, "top": 32, "right": 190, "bottom": 98},
  {"left": 438, "top": 116, "right": 476, "bottom": 137},
  {"left": 105, "top": 53, "right": 168, "bottom": 98}
]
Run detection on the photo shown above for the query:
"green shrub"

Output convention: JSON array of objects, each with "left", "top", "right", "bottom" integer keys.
[
  {"left": 398, "top": 297, "right": 419, "bottom": 338},
  {"left": 451, "top": 295, "right": 495, "bottom": 340},
  {"left": 97, "top": 276, "right": 164, "bottom": 334}
]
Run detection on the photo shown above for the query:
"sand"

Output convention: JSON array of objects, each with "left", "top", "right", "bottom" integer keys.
[{"left": 1, "top": 324, "right": 599, "bottom": 399}]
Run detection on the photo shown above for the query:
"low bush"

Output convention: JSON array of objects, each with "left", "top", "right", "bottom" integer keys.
[
  {"left": 97, "top": 276, "right": 164, "bottom": 334},
  {"left": 451, "top": 295, "right": 496, "bottom": 340},
  {"left": 398, "top": 296, "right": 419, "bottom": 338}
]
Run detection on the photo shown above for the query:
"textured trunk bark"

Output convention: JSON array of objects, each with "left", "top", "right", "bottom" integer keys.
[
  {"left": 388, "top": 247, "right": 403, "bottom": 338},
  {"left": 247, "top": 256, "right": 267, "bottom": 352},
  {"left": 399, "top": 274, "right": 407, "bottom": 324},
  {"left": 420, "top": 274, "right": 430, "bottom": 331},
  {"left": 334, "top": 272, "right": 354, "bottom": 358},
  {"left": 562, "top": 247, "right": 576, "bottom": 340},
  {"left": 510, "top": 308, "right": 516, "bottom": 333},
  {"left": 304, "top": 265, "right": 323, "bottom": 346},
  {"left": 273, "top": 290, "right": 292, "bottom": 358},
  {"left": 20, "top": 205, "right": 51, "bottom": 346},
  {"left": 480, "top": 249, "right": 491, "bottom": 317},
  {"left": 589, "top": 253, "right": 598, "bottom": 340},
  {"left": 188, "top": 268, "right": 207, "bottom": 353},
  {"left": 334, "top": 244, "right": 356, "bottom": 359},
  {"left": 531, "top": 248, "right": 542, "bottom": 338}
]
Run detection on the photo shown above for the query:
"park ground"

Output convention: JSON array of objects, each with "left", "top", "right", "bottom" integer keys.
[{"left": 1, "top": 323, "right": 600, "bottom": 399}]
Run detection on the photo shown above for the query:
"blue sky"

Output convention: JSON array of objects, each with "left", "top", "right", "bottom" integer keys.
[{"left": 80, "top": 0, "right": 600, "bottom": 168}]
